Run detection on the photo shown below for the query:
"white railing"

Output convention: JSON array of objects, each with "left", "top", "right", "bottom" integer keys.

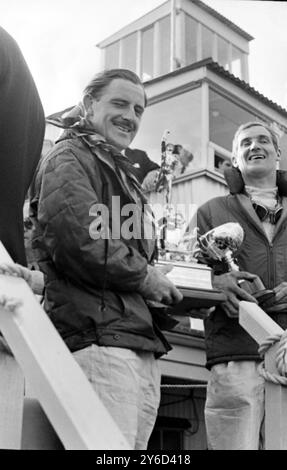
[
  {"left": 0, "top": 242, "right": 129, "bottom": 450},
  {"left": 239, "top": 301, "right": 287, "bottom": 450}
]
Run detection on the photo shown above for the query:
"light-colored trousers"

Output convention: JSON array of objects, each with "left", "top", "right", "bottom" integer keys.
[
  {"left": 205, "top": 361, "right": 265, "bottom": 450},
  {"left": 73, "top": 344, "right": 161, "bottom": 449}
]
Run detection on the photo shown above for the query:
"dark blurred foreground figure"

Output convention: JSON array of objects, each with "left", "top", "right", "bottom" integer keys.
[{"left": 0, "top": 26, "right": 45, "bottom": 264}]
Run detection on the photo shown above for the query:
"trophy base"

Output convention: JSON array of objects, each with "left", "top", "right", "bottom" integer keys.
[
  {"left": 168, "top": 287, "right": 226, "bottom": 316},
  {"left": 155, "top": 261, "right": 226, "bottom": 316}
]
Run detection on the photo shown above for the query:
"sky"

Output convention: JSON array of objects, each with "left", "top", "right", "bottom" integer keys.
[{"left": 1, "top": 0, "right": 287, "bottom": 115}]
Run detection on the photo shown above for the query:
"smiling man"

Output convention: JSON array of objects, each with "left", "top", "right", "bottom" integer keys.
[
  {"left": 83, "top": 78, "right": 145, "bottom": 149},
  {"left": 195, "top": 121, "right": 287, "bottom": 450},
  {"left": 232, "top": 122, "right": 281, "bottom": 186},
  {"left": 30, "top": 69, "right": 182, "bottom": 450}
]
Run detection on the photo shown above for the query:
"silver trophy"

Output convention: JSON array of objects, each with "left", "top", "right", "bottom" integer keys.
[{"left": 194, "top": 222, "right": 275, "bottom": 305}]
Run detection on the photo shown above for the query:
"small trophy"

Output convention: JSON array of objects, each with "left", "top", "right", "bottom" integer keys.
[
  {"left": 194, "top": 222, "right": 275, "bottom": 305},
  {"left": 151, "top": 131, "right": 226, "bottom": 314},
  {"left": 154, "top": 130, "right": 197, "bottom": 263}
]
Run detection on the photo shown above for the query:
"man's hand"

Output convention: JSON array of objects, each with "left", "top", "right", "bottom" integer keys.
[
  {"left": 0, "top": 263, "right": 44, "bottom": 295},
  {"left": 0, "top": 263, "right": 32, "bottom": 286},
  {"left": 273, "top": 282, "right": 287, "bottom": 304},
  {"left": 262, "top": 281, "right": 287, "bottom": 313},
  {"left": 138, "top": 265, "right": 183, "bottom": 305},
  {"left": 212, "top": 270, "right": 258, "bottom": 318}
]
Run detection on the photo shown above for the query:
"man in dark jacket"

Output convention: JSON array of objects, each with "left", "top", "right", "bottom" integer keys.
[
  {"left": 196, "top": 121, "right": 287, "bottom": 450},
  {"left": 0, "top": 26, "right": 44, "bottom": 265},
  {"left": 124, "top": 147, "right": 159, "bottom": 184},
  {"left": 30, "top": 68, "right": 182, "bottom": 449}
]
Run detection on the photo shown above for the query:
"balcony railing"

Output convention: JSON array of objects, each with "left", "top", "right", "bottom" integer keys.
[{"left": 0, "top": 242, "right": 129, "bottom": 450}]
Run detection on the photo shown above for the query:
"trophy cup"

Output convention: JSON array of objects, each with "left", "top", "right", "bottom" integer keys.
[{"left": 194, "top": 222, "right": 275, "bottom": 305}]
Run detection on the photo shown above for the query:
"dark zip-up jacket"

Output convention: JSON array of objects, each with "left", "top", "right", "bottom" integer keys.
[
  {"left": 30, "top": 131, "right": 172, "bottom": 356},
  {"left": 197, "top": 170, "right": 287, "bottom": 369}
]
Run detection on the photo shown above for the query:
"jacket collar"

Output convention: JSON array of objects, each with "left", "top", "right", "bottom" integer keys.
[
  {"left": 226, "top": 167, "right": 287, "bottom": 237},
  {"left": 224, "top": 167, "right": 287, "bottom": 197},
  {"left": 61, "top": 128, "right": 148, "bottom": 205},
  {"left": 235, "top": 193, "right": 267, "bottom": 237},
  {"left": 274, "top": 196, "right": 287, "bottom": 236}
]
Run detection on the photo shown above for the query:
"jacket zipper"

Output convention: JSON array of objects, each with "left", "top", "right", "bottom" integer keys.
[
  {"left": 268, "top": 242, "right": 275, "bottom": 288},
  {"left": 251, "top": 224, "right": 275, "bottom": 289},
  {"left": 269, "top": 223, "right": 287, "bottom": 288}
]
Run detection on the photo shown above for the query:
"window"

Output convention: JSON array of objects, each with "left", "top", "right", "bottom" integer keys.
[
  {"left": 217, "top": 35, "right": 229, "bottom": 71},
  {"left": 185, "top": 14, "right": 198, "bottom": 65},
  {"left": 105, "top": 41, "right": 120, "bottom": 69},
  {"left": 158, "top": 16, "right": 171, "bottom": 75},
  {"left": 148, "top": 417, "right": 190, "bottom": 450},
  {"left": 132, "top": 87, "right": 202, "bottom": 172},
  {"left": 209, "top": 89, "right": 260, "bottom": 151},
  {"left": 201, "top": 25, "right": 214, "bottom": 61},
  {"left": 141, "top": 26, "right": 154, "bottom": 81},
  {"left": 231, "top": 45, "right": 244, "bottom": 79},
  {"left": 121, "top": 32, "right": 137, "bottom": 73},
  {"left": 214, "top": 154, "right": 232, "bottom": 174}
]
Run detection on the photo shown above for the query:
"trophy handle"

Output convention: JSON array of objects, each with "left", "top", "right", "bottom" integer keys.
[{"left": 224, "top": 251, "right": 239, "bottom": 272}]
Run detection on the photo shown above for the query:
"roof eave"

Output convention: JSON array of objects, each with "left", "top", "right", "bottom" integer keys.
[{"left": 144, "top": 58, "right": 287, "bottom": 118}]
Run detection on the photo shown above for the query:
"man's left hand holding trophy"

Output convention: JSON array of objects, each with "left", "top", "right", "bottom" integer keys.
[
  {"left": 210, "top": 270, "right": 258, "bottom": 318},
  {"left": 193, "top": 223, "right": 261, "bottom": 318}
]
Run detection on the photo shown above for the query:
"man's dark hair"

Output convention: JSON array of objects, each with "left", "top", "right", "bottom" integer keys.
[{"left": 83, "top": 68, "right": 147, "bottom": 107}]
